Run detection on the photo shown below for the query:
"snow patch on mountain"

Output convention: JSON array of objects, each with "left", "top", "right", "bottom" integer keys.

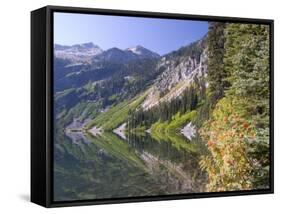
[
  {"left": 54, "top": 42, "right": 103, "bottom": 63},
  {"left": 126, "top": 45, "right": 160, "bottom": 58}
]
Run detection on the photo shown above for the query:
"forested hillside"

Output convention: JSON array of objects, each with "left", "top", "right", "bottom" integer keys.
[{"left": 200, "top": 23, "right": 270, "bottom": 191}]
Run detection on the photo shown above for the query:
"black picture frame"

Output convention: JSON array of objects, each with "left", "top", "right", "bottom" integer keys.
[{"left": 31, "top": 5, "right": 274, "bottom": 208}]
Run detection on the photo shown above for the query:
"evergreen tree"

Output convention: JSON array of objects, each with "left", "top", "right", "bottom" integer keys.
[
  {"left": 207, "top": 22, "right": 230, "bottom": 103},
  {"left": 224, "top": 24, "right": 270, "bottom": 188},
  {"left": 224, "top": 23, "right": 270, "bottom": 127},
  {"left": 200, "top": 23, "right": 270, "bottom": 191}
]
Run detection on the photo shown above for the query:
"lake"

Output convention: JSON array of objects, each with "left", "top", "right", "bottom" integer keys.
[{"left": 53, "top": 128, "right": 207, "bottom": 201}]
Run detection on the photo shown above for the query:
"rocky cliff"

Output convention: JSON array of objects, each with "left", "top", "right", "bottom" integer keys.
[{"left": 141, "top": 38, "right": 208, "bottom": 110}]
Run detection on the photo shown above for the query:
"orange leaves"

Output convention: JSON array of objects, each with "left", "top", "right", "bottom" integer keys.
[
  {"left": 207, "top": 140, "right": 215, "bottom": 147},
  {"left": 199, "top": 97, "right": 258, "bottom": 192},
  {"left": 243, "top": 122, "right": 249, "bottom": 129}
]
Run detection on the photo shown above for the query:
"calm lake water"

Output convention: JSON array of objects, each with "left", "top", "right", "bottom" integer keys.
[{"left": 53, "top": 130, "right": 207, "bottom": 201}]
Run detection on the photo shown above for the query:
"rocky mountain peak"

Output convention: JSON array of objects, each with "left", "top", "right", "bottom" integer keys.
[
  {"left": 54, "top": 42, "right": 103, "bottom": 63},
  {"left": 126, "top": 46, "right": 160, "bottom": 58}
]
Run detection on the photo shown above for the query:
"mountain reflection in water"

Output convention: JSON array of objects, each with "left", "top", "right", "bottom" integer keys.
[{"left": 54, "top": 129, "right": 207, "bottom": 201}]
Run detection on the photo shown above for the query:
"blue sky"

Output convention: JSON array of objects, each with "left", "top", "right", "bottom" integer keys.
[{"left": 54, "top": 12, "right": 208, "bottom": 55}]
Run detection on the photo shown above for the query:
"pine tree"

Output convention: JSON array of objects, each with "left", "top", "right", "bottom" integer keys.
[
  {"left": 207, "top": 22, "right": 230, "bottom": 103},
  {"left": 200, "top": 23, "right": 270, "bottom": 191},
  {"left": 224, "top": 23, "right": 270, "bottom": 128}
]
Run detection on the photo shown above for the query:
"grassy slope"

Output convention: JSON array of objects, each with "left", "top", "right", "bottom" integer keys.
[
  {"left": 86, "top": 132, "right": 147, "bottom": 170},
  {"left": 86, "top": 91, "right": 148, "bottom": 130},
  {"left": 150, "top": 111, "right": 198, "bottom": 152}
]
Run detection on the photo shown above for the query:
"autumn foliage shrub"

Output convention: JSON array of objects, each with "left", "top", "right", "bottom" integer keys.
[{"left": 199, "top": 98, "right": 258, "bottom": 191}]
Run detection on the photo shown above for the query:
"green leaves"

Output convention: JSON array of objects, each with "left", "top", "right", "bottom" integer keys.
[{"left": 200, "top": 23, "right": 270, "bottom": 192}]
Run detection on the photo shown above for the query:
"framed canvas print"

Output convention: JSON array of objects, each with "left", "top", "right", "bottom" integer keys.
[{"left": 31, "top": 5, "right": 274, "bottom": 207}]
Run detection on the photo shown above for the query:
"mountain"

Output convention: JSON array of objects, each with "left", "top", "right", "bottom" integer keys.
[
  {"left": 53, "top": 43, "right": 161, "bottom": 92},
  {"left": 141, "top": 38, "right": 208, "bottom": 110},
  {"left": 54, "top": 57, "right": 159, "bottom": 117},
  {"left": 54, "top": 42, "right": 103, "bottom": 63},
  {"left": 126, "top": 45, "right": 160, "bottom": 59},
  {"left": 54, "top": 43, "right": 160, "bottom": 65},
  {"left": 93, "top": 47, "right": 137, "bottom": 63},
  {"left": 54, "top": 38, "right": 207, "bottom": 126},
  {"left": 157, "top": 39, "right": 207, "bottom": 89},
  {"left": 93, "top": 46, "right": 160, "bottom": 63}
]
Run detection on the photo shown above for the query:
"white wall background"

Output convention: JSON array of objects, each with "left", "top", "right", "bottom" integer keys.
[{"left": 0, "top": 0, "right": 279, "bottom": 212}]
